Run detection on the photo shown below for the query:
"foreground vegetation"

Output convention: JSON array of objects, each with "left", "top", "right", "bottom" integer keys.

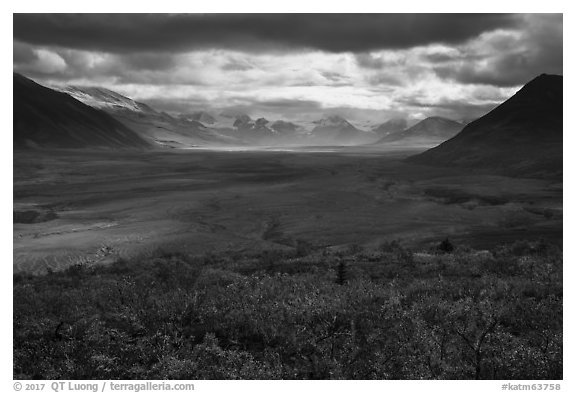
[{"left": 14, "top": 240, "right": 562, "bottom": 379}]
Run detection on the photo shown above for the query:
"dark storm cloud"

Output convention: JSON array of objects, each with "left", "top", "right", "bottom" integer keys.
[
  {"left": 13, "top": 14, "right": 519, "bottom": 54},
  {"left": 433, "top": 14, "right": 562, "bottom": 87},
  {"left": 121, "top": 53, "right": 178, "bottom": 71},
  {"left": 12, "top": 13, "right": 562, "bottom": 122},
  {"left": 12, "top": 44, "right": 208, "bottom": 86},
  {"left": 424, "top": 52, "right": 461, "bottom": 63},
  {"left": 434, "top": 43, "right": 562, "bottom": 87},
  {"left": 13, "top": 41, "right": 38, "bottom": 64}
]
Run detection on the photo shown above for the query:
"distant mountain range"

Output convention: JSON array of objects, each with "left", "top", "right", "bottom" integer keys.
[
  {"left": 54, "top": 80, "right": 383, "bottom": 147},
  {"left": 54, "top": 82, "right": 368, "bottom": 147},
  {"left": 372, "top": 118, "right": 407, "bottom": 138},
  {"left": 308, "top": 115, "right": 376, "bottom": 145},
  {"left": 57, "top": 85, "right": 241, "bottom": 148},
  {"left": 409, "top": 74, "right": 562, "bottom": 178},
  {"left": 17, "top": 74, "right": 444, "bottom": 149},
  {"left": 14, "top": 73, "right": 150, "bottom": 149},
  {"left": 375, "top": 116, "right": 464, "bottom": 146},
  {"left": 270, "top": 120, "right": 302, "bottom": 134},
  {"left": 14, "top": 72, "right": 563, "bottom": 176}
]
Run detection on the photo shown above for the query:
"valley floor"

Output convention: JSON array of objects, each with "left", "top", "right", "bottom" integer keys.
[{"left": 13, "top": 146, "right": 562, "bottom": 274}]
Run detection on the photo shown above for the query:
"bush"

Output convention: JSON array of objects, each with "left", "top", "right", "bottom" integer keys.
[
  {"left": 13, "top": 242, "right": 562, "bottom": 380},
  {"left": 437, "top": 238, "right": 455, "bottom": 254},
  {"left": 335, "top": 261, "right": 348, "bottom": 285}
]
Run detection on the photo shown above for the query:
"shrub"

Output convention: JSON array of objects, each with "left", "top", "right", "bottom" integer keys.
[
  {"left": 437, "top": 238, "right": 455, "bottom": 254},
  {"left": 335, "top": 261, "right": 348, "bottom": 285},
  {"left": 13, "top": 242, "right": 562, "bottom": 380}
]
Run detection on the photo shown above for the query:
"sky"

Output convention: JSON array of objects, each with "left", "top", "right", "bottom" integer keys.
[{"left": 13, "top": 13, "right": 563, "bottom": 124}]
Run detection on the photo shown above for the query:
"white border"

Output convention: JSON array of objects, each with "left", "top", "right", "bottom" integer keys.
[{"left": 3, "top": 2, "right": 572, "bottom": 391}]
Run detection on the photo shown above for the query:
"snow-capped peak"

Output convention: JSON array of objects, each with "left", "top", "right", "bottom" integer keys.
[{"left": 55, "top": 85, "right": 154, "bottom": 114}]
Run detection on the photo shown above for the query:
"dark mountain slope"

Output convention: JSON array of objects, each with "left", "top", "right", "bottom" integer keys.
[
  {"left": 408, "top": 74, "right": 562, "bottom": 178},
  {"left": 14, "top": 73, "right": 150, "bottom": 149}
]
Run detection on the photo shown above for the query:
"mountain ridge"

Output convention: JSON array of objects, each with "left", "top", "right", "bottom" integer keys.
[
  {"left": 376, "top": 116, "right": 463, "bottom": 146},
  {"left": 14, "top": 73, "right": 150, "bottom": 149},
  {"left": 53, "top": 83, "right": 243, "bottom": 147},
  {"left": 309, "top": 115, "right": 376, "bottom": 145},
  {"left": 408, "top": 74, "right": 562, "bottom": 178}
]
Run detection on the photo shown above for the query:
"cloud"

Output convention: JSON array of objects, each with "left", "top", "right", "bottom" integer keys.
[
  {"left": 13, "top": 45, "right": 209, "bottom": 86},
  {"left": 139, "top": 96, "right": 214, "bottom": 114},
  {"left": 366, "top": 73, "right": 405, "bottom": 87},
  {"left": 354, "top": 50, "right": 411, "bottom": 69},
  {"left": 13, "top": 41, "right": 38, "bottom": 64},
  {"left": 432, "top": 14, "right": 562, "bottom": 87},
  {"left": 13, "top": 43, "right": 67, "bottom": 75},
  {"left": 142, "top": 96, "right": 325, "bottom": 121},
  {"left": 221, "top": 57, "right": 255, "bottom": 71},
  {"left": 423, "top": 51, "right": 462, "bottom": 63},
  {"left": 12, "top": 14, "right": 561, "bottom": 124},
  {"left": 14, "top": 14, "right": 519, "bottom": 54},
  {"left": 399, "top": 97, "right": 499, "bottom": 121},
  {"left": 318, "top": 71, "right": 354, "bottom": 87},
  {"left": 355, "top": 53, "right": 386, "bottom": 69},
  {"left": 249, "top": 98, "right": 323, "bottom": 111},
  {"left": 121, "top": 52, "right": 178, "bottom": 71}
]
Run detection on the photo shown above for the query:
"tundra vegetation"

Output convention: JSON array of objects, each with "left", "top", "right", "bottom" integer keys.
[{"left": 13, "top": 239, "right": 562, "bottom": 380}]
